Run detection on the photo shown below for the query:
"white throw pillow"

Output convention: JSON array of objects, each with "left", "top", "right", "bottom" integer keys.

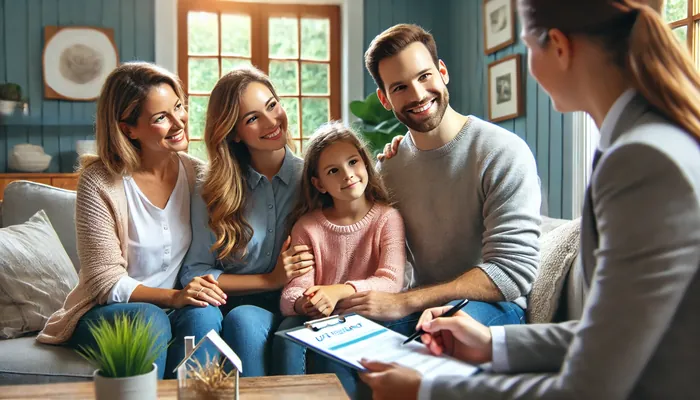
[{"left": 0, "top": 209, "right": 78, "bottom": 339}]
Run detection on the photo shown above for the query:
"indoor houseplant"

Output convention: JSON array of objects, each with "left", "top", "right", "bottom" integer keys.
[
  {"left": 76, "top": 313, "right": 166, "bottom": 400},
  {"left": 350, "top": 92, "right": 406, "bottom": 156},
  {"left": 0, "top": 83, "right": 27, "bottom": 117}
]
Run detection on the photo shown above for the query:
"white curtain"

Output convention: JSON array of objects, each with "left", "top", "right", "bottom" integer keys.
[{"left": 571, "top": 111, "right": 600, "bottom": 218}]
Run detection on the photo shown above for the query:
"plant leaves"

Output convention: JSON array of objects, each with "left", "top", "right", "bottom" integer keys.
[{"left": 74, "top": 312, "right": 166, "bottom": 378}]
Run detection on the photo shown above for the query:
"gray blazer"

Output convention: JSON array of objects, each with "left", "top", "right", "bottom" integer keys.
[{"left": 428, "top": 96, "right": 700, "bottom": 399}]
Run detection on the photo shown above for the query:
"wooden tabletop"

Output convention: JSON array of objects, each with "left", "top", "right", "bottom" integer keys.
[{"left": 0, "top": 374, "right": 349, "bottom": 400}]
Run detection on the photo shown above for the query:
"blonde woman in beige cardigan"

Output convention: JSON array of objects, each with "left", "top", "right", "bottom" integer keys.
[{"left": 37, "top": 62, "right": 226, "bottom": 379}]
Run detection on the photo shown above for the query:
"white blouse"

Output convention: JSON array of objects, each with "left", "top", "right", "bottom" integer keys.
[{"left": 107, "top": 160, "right": 192, "bottom": 303}]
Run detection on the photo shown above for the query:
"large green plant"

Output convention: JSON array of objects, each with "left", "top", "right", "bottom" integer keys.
[
  {"left": 76, "top": 313, "right": 167, "bottom": 378},
  {"left": 350, "top": 92, "right": 406, "bottom": 155}
]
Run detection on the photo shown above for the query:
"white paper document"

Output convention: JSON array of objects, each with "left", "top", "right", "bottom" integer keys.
[{"left": 285, "top": 314, "right": 478, "bottom": 378}]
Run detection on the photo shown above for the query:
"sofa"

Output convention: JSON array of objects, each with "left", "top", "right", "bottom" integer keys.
[
  {"left": 0, "top": 180, "right": 585, "bottom": 385},
  {"left": 0, "top": 181, "right": 94, "bottom": 385}
]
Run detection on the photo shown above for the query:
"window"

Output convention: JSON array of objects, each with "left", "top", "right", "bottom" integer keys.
[
  {"left": 177, "top": 1, "right": 341, "bottom": 159},
  {"left": 664, "top": 0, "right": 700, "bottom": 67}
]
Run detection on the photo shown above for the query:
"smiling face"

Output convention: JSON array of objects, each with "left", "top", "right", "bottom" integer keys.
[
  {"left": 233, "top": 81, "right": 288, "bottom": 153},
  {"left": 376, "top": 42, "right": 450, "bottom": 133},
  {"left": 120, "top": 82, "right": 188, "bottom": 156},
  {"left": 311, "top": 140, "right": 369, "bottom": 205}
]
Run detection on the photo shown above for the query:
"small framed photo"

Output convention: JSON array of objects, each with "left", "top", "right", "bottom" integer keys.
[
  {"left": 483, "top": 0, "right": 515, "bottom": 55},
  {"left": 487, "top": 54, "right": 523, "bottom": 122}
]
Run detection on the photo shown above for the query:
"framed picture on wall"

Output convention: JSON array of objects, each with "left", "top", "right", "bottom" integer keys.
[
  {"left": 487, "top": 54, "right": 523, "bottom": 122},
  {"left": 483, "top": 0, "right": 515, "bottom": 54},
  {"left": 43, "top": 26, "right": 118, "bottom": 101}
]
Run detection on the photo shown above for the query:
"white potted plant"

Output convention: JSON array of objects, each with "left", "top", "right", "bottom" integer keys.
[
  {"left": 0, "top": 83, "right": 27, "bottom": 117},
  {"left": 76, "top": 313, "right": 166, "bottom": 400}
]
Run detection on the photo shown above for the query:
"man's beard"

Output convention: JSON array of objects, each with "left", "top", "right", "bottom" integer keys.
[{"left": 394, "top": 87, "right": 449, "bottom": 133}]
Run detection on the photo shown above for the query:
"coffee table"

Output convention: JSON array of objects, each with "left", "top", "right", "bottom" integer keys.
[{"left": 0, "top": 374, "right": 348, "bottom": 399}]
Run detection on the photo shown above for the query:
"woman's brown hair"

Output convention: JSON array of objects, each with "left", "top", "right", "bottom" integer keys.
[
  {"left": 287, "top": 121, "right": 391, "bottom": 230},
  {"left": 518, "top": 0, "right": 700, "bottom": 142},
  {"left": 82, "top": 61, "right": 185, "bottom": 175},
  {"left": 203, "top": 66, "right": 293, "bottom": 261}
]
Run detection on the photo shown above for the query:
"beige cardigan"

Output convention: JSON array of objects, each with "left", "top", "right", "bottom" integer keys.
[{"left": 37, "top": 153, "right": 205, "bottom": 344}]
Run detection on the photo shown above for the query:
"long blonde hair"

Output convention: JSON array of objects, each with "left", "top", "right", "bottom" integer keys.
[
  {"left": 287, "top": 121, "right": 391, "bottom": 230},
  {"left": 82, "top": 62, "right": 185, "bottom": 175},
  {"left": 518, "top": 0, "right": 700, "bottom": 142},
  {"left": 203, "top": 66, "right": 290, "bottom": 261}
]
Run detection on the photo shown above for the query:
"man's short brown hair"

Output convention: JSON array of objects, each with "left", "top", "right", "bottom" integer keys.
[{"left": 364, "top": 24, "right": 439, "bottom": 92}]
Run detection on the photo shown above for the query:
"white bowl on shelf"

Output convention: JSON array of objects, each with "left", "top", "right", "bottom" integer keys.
[
  {"left": 76, "top": 139, "right": 97, "bottom": 156},
  {"left": 8, "top": 144, "right": 52, "bottom": 172}
]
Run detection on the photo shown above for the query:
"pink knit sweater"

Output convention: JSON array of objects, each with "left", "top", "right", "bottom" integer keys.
[{"left": 280, "top": 203, "right": 406, "bottom": 316}]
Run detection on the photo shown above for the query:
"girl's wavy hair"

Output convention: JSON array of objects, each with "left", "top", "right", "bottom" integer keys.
[
  {"left": 203, "top": 65, "right": 294, "bottom": 261},
  {"left": 81, "top": 62, "right": 185, "bottom": 176},
  {"left": 287, "top": 121, "right": 391, "bottom": 230}
]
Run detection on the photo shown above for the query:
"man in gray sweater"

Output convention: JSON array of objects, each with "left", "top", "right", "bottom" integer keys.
[{"left": 335, "top": 23, "right": 541, "bottom": 332}]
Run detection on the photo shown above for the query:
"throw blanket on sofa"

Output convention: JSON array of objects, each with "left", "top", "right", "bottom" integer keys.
[{"left": 527, "top": 218, "right": 581, "bottom": 323}]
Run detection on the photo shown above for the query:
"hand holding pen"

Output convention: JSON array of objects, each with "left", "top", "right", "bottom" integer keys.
[{"left": 410, "top": 301, "right": 495, "bottom": 365}]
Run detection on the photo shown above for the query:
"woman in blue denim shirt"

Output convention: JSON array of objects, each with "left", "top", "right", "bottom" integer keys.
[{"left": 179, "top": 66, "right": 314, "bottom": 377}]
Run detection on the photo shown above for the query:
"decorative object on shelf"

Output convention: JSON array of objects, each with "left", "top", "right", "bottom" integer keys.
[
  {"left": 350, "top": 92, "right": 406, "bottom": 156},
  {"left": 487, "top": 54, "right": 523, "bottom": 122},
  {"left": 8, "top": 144, "right": 52, "bottom": 173},
  {"left": 43, "top": 26, "right": 118, "bottom": 101},
  {"left": 75, "top": 313, "right": 164, "bottom": 400},
  {"left": 483, "top": 0, "right": 515, "bottom": 55},
  {"left": 175, "top": 330, "right": 243, "bottom": 400},
  {"left": 76, "top": 139, "right": 97, "bottom": 156},
  {"left": 0, "top": 83, "right": 29, "bottom": 117}
]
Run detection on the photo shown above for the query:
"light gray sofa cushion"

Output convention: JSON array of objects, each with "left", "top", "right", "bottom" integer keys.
[
  {"left": 528, "top": 217, "right": 581, "bottom": 323},
  {"left": 536, "top": 216, "right": 586, "bottom": 322},
  {"left": 0, "top": 336, "right": 93, "bottom": 384},
  {"left": 0, "top": 210, "right": 78, "bottom": 338},
  {"left": 2, "top": 181, "right": 78, "bottom": 271},
  {"left": 0, "top": 181, "right": 92, "bottom": 385}
]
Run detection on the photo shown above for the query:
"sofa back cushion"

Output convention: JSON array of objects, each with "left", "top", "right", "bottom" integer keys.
[
  {"left": 0, "top": 209, "right": 78, "bottom": 338},
  {"left": 1, "top": 181, "right": 78, "bottom": 272},
  {"left": 527, "top": 216, "right": 583, "bottom": 323}
]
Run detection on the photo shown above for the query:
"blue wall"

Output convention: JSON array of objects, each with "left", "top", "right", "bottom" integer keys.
[
  {"left": 362, "top": 0, "right": 572, "bottom": 219},
  {"left": 0, "top": 0, "right": 155, "bottom": 173}
]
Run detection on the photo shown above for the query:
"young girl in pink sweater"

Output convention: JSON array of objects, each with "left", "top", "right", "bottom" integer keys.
[{"left": 280, "top": 121, "right": 406, "bottom": 318}]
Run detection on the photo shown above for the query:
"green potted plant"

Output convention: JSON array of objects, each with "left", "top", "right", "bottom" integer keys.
[
  {"left": 76, "top": 313, "right": 167, "bottom": 400},
  {"left": 350, "top": 92, "right": 406, "bottom": 156},
  {"left": 0, "top": 83, "right": 27, "bottom": 117}
]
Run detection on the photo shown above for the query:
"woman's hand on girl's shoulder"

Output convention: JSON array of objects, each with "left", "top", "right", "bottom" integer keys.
[
  {"left": 270, "top": 236, "right": 315, "bottom": 287},
  {"left": 171, "top": 274, "right": 227, "bottom": 308},
  {"left": 377, "top": 135, "right": 404, "bottom": 162}
]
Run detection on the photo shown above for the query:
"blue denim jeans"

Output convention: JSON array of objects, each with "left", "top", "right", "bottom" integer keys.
[
  {"left": 67, "top": 302, "right": 223, "bottom": 379},
  {"left": 272, "top": 316, "right": 308, "bottom": 375},
  {"left": 307, "top": 300, "right": 525, "bottom": 399},
  {"left": 219, "top": 291, "right": 305, "bottom": 377}
]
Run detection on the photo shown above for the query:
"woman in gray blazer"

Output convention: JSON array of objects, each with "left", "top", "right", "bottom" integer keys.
[{"left": 358, "top": 1, "right": 700, "bottom": 399}]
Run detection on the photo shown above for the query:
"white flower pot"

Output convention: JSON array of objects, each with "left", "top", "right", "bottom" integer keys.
[
  {"left": 93, "top": 363, "right": 158, "bottom": 400},
  {"left": 0, "top": 100, "right": 19, "bottom": 117}
]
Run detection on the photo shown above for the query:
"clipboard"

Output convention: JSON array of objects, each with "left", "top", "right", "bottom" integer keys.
[
  {"left": 275, "top": 313, "right": 479, "bottom": 377},
  {"left": 275, "top": 313, "right": 371, "bottom": 372}
]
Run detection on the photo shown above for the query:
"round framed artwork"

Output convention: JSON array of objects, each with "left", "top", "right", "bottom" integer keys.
[{"left": 43, "top": 26, "right": 118, "bottom": 101}]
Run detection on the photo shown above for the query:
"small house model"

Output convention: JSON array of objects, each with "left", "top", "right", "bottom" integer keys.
[{"left": 174, "top": 329, "right": 243, "bottom": 400}]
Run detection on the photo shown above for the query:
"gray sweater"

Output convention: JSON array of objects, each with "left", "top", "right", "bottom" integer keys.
[{"left": 377, "top": 117, "right": 541, "bottom": 308}]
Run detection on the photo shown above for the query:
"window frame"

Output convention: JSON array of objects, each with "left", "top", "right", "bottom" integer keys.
[
  {"left": 177, "top": 0, "right": 342, "bottom": 154},
  {"left": 666, "top": 0, "right": 699, "bottom": 53}
]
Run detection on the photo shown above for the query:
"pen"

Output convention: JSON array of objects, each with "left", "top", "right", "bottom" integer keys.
[{"left": 402, "top": 299, "right": 469, "bottom": 345}]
